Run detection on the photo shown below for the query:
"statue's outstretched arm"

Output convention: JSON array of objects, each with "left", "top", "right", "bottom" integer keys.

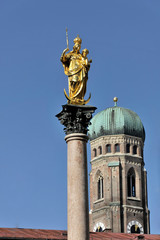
[{"left": 60, "top": 48, "right": 69, "bottom": 62}]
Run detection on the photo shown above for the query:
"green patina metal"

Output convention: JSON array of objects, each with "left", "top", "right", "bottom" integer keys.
[
  {"left": 88, "top": 106, "right": 145, "bottom": 141},
  {"left": 108, "top": 162, "right": 120, "bottom": 167}
]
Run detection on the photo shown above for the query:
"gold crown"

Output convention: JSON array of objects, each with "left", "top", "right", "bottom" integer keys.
[{"left": 74, "top": 35, "right": 82, "bottom": 45}]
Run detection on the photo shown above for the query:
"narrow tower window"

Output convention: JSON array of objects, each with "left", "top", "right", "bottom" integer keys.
[
  {"left": 106, "top": 144, "right": 111, "bottom": 153},
  {"left": 126, "top": 144, "right": 130, "bottom": 153},
  {"left": 127, "top": 168, "right": 136, "bottom": 197},
  {"left": 93, "top": 148, "right": 97, "bottom": 157},
  {"left": 98, "top": 146, "right": 102, "bottom": 155},
  {"left": 115, "top": 143, "right": 120, "bottom": 152},
  {"left": 141, "top": 148, "right": 143, "bottom": 157},
  {"left": 133, "top": 145, "right": 137, "bottom": 155},
  {"left": 98, "top": 176, "right": 104, "bottom": 199}
]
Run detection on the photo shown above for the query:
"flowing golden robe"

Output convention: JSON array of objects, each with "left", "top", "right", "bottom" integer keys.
[{"left": 61, "top": 50, "right": 90, "bottom": 105}]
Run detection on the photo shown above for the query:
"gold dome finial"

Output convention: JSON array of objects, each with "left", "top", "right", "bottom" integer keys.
[{"left": 113, "top": 97, "right": 118, "bottom": 106}]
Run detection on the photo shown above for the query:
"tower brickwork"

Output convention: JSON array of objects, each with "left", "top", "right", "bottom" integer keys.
[{"left": 88, "top": 104, "right": 150, "bottom": 234}]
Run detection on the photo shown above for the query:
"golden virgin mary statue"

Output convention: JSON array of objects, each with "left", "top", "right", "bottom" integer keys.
[{"left": 60, "top": 35, "right": 92, "bottom": 105}]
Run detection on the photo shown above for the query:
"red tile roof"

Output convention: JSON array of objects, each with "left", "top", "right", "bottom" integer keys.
[
  {"left": 90, "top": 231, "right": 160, "bottom": 240},
  {"left": 0, "top": 228, "right": 159, "bottom": 240}
]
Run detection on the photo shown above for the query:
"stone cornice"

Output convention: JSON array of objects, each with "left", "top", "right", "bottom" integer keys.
[
  {"left": 91, "top": 206, "right": 110, "bottom": 214},
  {"left": 123, "top": 205, "right": 143, "bottom": 211},
  {"left": 90, "top": 154, "right": 142, "bottom": 164}
]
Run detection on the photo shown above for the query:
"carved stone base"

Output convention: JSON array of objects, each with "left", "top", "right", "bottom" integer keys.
[{"left": 56, "top": 104, "right": 96, "bottom": 135}]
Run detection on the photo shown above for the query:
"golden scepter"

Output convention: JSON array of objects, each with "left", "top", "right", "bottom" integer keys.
[
  {"left": 66, "top": 28, "right": 69, "bottom": 49},
  {"left": 63, "top": 28, "right": 70, "bottom": 102}
]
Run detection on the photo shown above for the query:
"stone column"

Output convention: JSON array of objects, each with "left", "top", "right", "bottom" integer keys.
[
  {"left": 56, "top": 104, "right": 96, "bottom": 240},
  {"left": 65, "top": 133, "right": 88, "bottom": 240}
]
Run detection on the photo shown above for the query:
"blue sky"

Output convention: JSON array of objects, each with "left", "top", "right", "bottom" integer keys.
[{"left": 0, "top": 0, "right": 159, "bottom": 234}]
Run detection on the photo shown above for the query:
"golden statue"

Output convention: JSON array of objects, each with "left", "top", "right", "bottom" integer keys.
[{"left": 60, "top": 33, "right": 92, "bottom": 105}]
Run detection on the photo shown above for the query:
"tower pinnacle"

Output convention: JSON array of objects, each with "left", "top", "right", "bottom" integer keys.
[{"left": 113, "top": 97, "right": 118, "bottom": 106}]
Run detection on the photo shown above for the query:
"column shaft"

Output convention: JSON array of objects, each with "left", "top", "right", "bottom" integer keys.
[{"left": 65, "top": 133, "right": 89, "bottom": 240}]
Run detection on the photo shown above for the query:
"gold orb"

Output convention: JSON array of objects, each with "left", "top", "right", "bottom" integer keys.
[{"left": 113, "top": 97, "right": 118, "bottom": 102}]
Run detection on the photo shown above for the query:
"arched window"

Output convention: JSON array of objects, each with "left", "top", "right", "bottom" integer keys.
[
  {"left": 98, "top": 146, "right": 102, "bottom": 155},
  {"left": 115, "top": 143, "right": 120, "bottom": 152},
  {"left": 93, "top": 148, "right": 97, "bottom": 157},
  {"left": 133, "top": 145, "right": 137, "bottom": 155},
  {"left": 126, "top": 144, "right": 130, "bottom": 153},
  {"left": 127, "top": 168, "right": 136, "bottom": 197},
  {"left": 93, "top": 222, "right": 105, "bottom": 232},
  {"left": 97, "top": 176, "right": 104, "bottom": 199},
  {"left": 131, "top": 225, "right": 140, "bottom": 233},
  {"left": 96, "top": 227, "right": 103, "bottom": 232},
  {"left": 106, "top": 144, "right": 111, "bottom": 153}
]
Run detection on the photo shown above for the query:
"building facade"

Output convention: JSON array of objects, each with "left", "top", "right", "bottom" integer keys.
[{"left": 88, "top": 102, "right": 150, "bottom": 234}]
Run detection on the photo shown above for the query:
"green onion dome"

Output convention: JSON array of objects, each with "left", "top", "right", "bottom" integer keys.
[{"left": 88, "top": 106, "right": 145, "bottom": 142}]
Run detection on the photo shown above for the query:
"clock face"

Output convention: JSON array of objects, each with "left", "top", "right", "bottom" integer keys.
[
  {"left": 127, "top": 220, "right": 144, "bottom": 234},
  {"left": 93, "top": 222, "right": 105, "bottom": 232}
]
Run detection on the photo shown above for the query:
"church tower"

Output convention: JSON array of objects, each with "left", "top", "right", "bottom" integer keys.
[{"left": 88, "top": 99, "right": 150, "bottom": 234}]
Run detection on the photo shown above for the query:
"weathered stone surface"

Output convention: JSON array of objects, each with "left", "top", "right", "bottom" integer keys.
[{"left": 65, "top": 133, "right": 89, "bottom": 240}]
